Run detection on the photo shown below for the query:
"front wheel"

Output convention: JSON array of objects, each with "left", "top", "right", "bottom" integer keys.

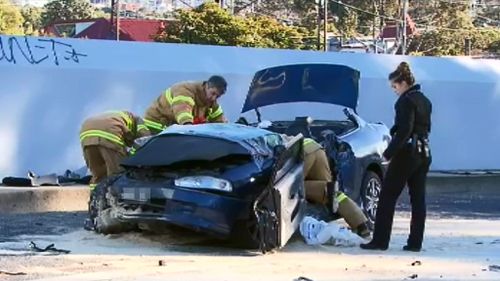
[
  {"left": 360, "top": 171, "right": 382, "bottom": 228},
  {"left": 89, "top": 176, "right": 136, "bottom": 234}
]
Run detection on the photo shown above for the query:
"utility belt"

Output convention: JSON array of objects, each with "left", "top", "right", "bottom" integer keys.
[{"left": 407, "top": 134, "right": 430, "bottom": 158}]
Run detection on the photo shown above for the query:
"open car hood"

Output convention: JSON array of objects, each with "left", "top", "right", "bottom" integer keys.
[
  {"left": 241, "top": 64, "right": 360, "bottom": 113},
  {"left": 122, "top": 123, "right": 284, "bottom": 169}
]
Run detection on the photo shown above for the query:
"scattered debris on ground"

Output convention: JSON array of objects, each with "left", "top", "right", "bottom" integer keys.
[
  {"left": 407, "top": 273, "right": 418, "bottom": 279},
  {"left": 295, "top": 277, "right": 314, "bottom": 281},
  {"left": 29, "top": 241, "right": 71, "bottom": 254},
  {"left": 411, "top": 261, "right": 422, "bottom": 266},
  {"left": 489, "top": 265, "right": 500, "bottom": 272},
  {"left": 0, "top": 270, "right": 27, "bottom": 276}
]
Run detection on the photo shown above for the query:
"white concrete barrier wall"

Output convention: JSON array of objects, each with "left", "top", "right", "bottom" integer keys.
[{"left": 1, "top": 35, "right": 499, "bottom": 177}]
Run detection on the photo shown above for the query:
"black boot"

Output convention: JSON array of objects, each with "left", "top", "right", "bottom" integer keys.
[
  {"left": 403, "top": 245, "right": 421, "bottom": 252},
  {"left": 356, "top": 222, "right": 371, "bottom": 239},
  {"left": 360, "top": 241, "right": 388, "bottom": 251}
]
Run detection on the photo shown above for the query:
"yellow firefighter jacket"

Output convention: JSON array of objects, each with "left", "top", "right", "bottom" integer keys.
[
  {"left": 143, "top": 81, "right": 226, "bottom": 133},
  {"left": 80, "top": 111, "right": 151, "bottom": 153}
]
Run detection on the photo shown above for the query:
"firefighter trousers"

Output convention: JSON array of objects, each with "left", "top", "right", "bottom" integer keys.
[
  {"left": 82, "top": 145, "right": 126, "bottom": 190},
  {"left": 371, "top": 147, "right": 432, "bottom": 249},
  {"left": 304, "top": 149, "right": 367, "bottom": 229}
]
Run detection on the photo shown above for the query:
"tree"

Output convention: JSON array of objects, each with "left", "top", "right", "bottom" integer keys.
[
  {"left": 93, "top": 8, "right": 109, "bottom": 19},
  {"left": 337, "top": 0, "right": 399, "bottom": 36},
  {"left": 245, "top": 15, "right": 305, "bottom": 49},
  {"left": 0, "top": 0, "right": 24, "bottom": 35},
  {"left": 408, "top": 2, "right": 500, "bottom": 56},
  {"left": 21, "top": 5, "right": 43, "bottom": 35},
  {"left": 41, "top": 0, "right": 96, "bottom": 27},
  {"left": 234, "top": 0, "right": 317, "bottom": 34},
  {"left": 334, "top": 5, "right": 358, "bottom": 39},
  {"left": 155, "top": 2, "right": 307, "bottom": 50},
  {"left": 155, "top": 2, "right": 249, "bottom": 46}
]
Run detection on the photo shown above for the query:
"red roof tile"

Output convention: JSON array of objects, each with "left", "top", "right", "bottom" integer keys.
[{"left": 44, "top": 18, "right": 168, "bottom": 42}]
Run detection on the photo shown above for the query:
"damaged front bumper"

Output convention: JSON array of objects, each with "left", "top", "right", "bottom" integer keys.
[{"left": 107, "top": 177, "right": 251, "bottom": 238}]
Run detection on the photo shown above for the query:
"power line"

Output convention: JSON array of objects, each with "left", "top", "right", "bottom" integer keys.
[
  {"left": 328, "top": 0, "right": 403, "bottom": 23},
  {"left": 434, "top": 0, "right": 500, "bottom": 6},
  {"left": 177, "top": 0, "right": 194, "bottom": 8},
  {"left": 415, "top": 24, "right": 498, "bottom": 31},
  {"left": 476, "top": 14, "right": 500, "bottom": 24}
]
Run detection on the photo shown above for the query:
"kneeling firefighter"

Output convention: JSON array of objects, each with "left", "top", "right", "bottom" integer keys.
[{"left": 302, "top": 138, "right": 371, "bottom": 238}]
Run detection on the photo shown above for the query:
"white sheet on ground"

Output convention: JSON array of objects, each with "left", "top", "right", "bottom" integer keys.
[{"left": 299, "top": 216, "right": 366, "bottom": 246}]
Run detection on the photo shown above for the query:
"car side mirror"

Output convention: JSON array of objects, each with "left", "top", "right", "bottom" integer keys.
[{"left": 235, "top": 117, "right": 249, "bottom": 125}]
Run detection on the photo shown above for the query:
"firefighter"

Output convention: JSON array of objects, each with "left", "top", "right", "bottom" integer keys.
[
  {"left": 143, "top": 75, "right": 228, "bottom": 134},
  {"left": 302, "top": 137, "right": 371, "bottom": 238},
  {"left": 79, "top": 110, "right": 151, "bottom": 191},
  {"left": 360, "top": 62, "right": 432, "bottom": 252}
]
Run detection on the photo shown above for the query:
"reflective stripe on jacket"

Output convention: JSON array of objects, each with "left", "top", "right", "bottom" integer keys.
[
  {"left": 80, "top": 111, "right": 150, "bottom": 152},
  {"left": 143, "top": 81, "right": 226, "bottom": 132},
  {"left": 303, "top": 137, "right": 323, "bottom": 155}
]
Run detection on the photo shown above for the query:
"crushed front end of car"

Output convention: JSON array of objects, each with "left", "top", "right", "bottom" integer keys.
[{"left": 88, "top": 123, "right": 306, "bottom": 253}]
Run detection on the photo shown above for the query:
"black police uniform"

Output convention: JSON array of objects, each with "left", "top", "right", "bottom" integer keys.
[{"left": 364, "top": 84, "right": 432, "bottom": 251}]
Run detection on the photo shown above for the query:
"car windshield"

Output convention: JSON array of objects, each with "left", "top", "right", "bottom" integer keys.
[{"left": 240, "top": 102, "right": 348, "bottom": 123}]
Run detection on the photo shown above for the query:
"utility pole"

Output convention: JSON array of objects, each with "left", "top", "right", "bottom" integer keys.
[
  {"left": 110, "top": 0, "right": 120, "bottom": 41},
  {"left": 402, "top": 0, "right": 408, "bottom": 55},
  {"left": 379, "top": 0, "right": 385, "bottom": 32},
  {"left": 317, "top": 0, "right": 321, "bottom": 50},
  {"left": 323, "top": 0, "right": 328, "bottom": 52},
  {"left": 372, "top": 1, "right": 376, "bottom": 42}
]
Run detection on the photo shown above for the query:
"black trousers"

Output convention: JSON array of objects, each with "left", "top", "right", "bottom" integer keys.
[{"left": 372, "top": 146, "right": 432, "bottom": 248}]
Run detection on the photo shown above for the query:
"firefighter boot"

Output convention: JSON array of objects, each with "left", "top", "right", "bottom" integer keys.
[
  {"left": 336, "top": 192, "right": 371, "bottom": 238},
  {"left": 356, "top": 222, "right": 371, "bottom": 239}
]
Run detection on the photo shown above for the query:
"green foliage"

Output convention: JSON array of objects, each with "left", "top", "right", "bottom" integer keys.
[
  {"left": 0, "top": 0, "right": 24, "bottom": 35},
  {"left": 409, "top": 2, "right": 474, "bottom": 56},
  {"left": 155, "top": 2, "right": 306, "bottom": 50},
  {"left": 336, "top": 6, "right": 358, "bottom": 38},
  {"left": 338, "top": 0, "right": 399, "bottom": 35},
  {"left": 21, "top": 6, "right": 43, "bottom": 35},
  {"left": 41, "top": 0, "right": 96, "bottom": 27}
]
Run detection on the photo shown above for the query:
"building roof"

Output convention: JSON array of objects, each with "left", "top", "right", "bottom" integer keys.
[{"left": 44, "top": 18, "right": 168, "bottom": 42}]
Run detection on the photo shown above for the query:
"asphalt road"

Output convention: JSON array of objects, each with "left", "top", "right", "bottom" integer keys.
[{"left": 0, "top": 191, "right": 498, "bottom": 244}]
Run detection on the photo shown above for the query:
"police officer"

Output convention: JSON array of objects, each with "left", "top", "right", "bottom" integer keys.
[{"left": 361, "top": 62, "right": 432, "bottom": 252}]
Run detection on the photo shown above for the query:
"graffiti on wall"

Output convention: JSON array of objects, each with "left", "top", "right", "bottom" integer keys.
[{"left": 0, "top": 36, "right": 87, "bottom": 66}]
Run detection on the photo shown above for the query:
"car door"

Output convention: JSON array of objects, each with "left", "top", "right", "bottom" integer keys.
[{"left": 253, "top": 134, "right": 306, "bottom": 253}]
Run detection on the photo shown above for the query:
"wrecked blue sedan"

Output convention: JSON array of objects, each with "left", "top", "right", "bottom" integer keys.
[
  {"left": 89, "top": 123, "right": 307, "bottom": 253},
  {"left": 89, "top": 63, "right": 390, "bottom": 252}
]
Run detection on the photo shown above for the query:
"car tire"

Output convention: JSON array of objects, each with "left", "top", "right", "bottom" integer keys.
[
  {"left": 91, "top": 176, "right": 136, "bottom": 234},
  {"left": 360, "top": 171, "right": 382, "bottom": 229},
  {"left": 230, "top": 218, "right": 260, "bottom": 249}
]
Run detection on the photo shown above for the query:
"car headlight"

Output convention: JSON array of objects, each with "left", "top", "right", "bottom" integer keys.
[{"left": 174, "top": 176, "right": 233, "bottom": 192}]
